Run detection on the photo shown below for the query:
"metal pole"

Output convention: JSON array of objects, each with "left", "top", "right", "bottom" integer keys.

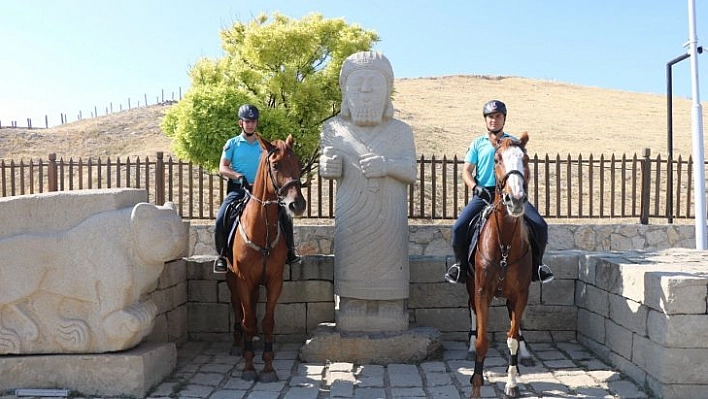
[
  {"left": 667, "top": 52, "right": 692, "bottom": 224},
  {"left": 687, "top": 0, "right": 706, "bottom": 249}
]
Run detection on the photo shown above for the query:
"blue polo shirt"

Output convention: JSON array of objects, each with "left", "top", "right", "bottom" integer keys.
[
  {"left": 221, "top": 134, "right": 262, "bottom": 184},
  {"left": 464, "top": 132, "right": 514, "bottom": 187}
]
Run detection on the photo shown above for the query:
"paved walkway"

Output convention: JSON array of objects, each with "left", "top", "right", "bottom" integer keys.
[{"left": 143, "top": 340, "right": 650, "bottom": 399}]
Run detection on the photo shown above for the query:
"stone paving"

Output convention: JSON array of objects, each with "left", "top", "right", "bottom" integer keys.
[
  {"left": 0, "top": 339, "right": 651, "bottom": 399},
  {"left": 144, "top": 339, "right": 649, "bottom": 399}
]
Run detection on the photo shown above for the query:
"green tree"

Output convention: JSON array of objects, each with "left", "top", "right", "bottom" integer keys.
[{"left": 162, "top": 12, "right": 379, "bottom": 173}]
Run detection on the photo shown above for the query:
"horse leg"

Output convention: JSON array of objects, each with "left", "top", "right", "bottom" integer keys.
[
  {"left": 466, "top": 278, "right": 477, "bottom": 361},
  {"left": 226, "top": 272, "right": 244, "bottom": 356},
  {"left": 237, "top": 279, "right": 258, "bottom": 381},
  {"left": 258, "top": 276, "right": 283, "bottom": 383},
  {"left": 470, "top": 289, "right": 491, "bottom": 399},
  {"left": 504, "top": 297, "right": 528, "bottom": 398},
  {"left": 505, "top": 300, "right": 534, "bottom": 367}
]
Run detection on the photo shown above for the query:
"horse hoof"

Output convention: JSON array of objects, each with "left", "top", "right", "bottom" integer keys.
[
  {"left": 242, "top": 370, "right": 258, "bottom": 381},
  {"left": 503, "top": 386, "right": 520, "bottom": 398},
  {"left": 258, "top": 371, "right": 278, "bottom": 383},
  {"left": 520, "top": 357, "right": 535, "bottom": 367}
]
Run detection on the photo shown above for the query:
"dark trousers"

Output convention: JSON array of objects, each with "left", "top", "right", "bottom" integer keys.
[
  {"left": 451, "top": 195, "right": 548, "bottom": 267},
  {"left": 214, "top": 188, "right": 296, "bottom": 257}
]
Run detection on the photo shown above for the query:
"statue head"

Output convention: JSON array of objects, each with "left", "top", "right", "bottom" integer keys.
[{"left": 339, "top": 51, "right": 395, "bottom": 126}]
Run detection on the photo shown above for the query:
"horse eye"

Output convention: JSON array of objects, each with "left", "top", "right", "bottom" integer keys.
[{"left": 272, "top": 162, "right": 280, "bottom": 170}]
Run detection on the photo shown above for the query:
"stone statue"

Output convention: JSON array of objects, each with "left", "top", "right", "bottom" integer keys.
[
  {"left": 319, "top": 51, "right": 417, "bottom": 333},
  {"left": 0, "top": 190, "right": 187, "bottom": 354}
]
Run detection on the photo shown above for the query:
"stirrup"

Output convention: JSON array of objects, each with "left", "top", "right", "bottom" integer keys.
[
  {"left": 213, "top": 256, "right": 228, "bottom": 274},
  {"left": 538, "top": 264, "right": 554, "bottom": 284},
  {"left": 445, "top": 263, "right": 466, "bottom": 284}
]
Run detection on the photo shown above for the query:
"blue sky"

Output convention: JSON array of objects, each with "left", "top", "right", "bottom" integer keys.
[{"left": 0, "top": 0, "right": 706, "bottom": 127}]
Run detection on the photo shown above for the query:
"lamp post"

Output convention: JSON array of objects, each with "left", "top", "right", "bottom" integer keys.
[
  {"left": 687, "top": 0, "right": 705, "bottom": 249},
  {"left": 666, "top": 46, "right": 703, "bottom": 224}
]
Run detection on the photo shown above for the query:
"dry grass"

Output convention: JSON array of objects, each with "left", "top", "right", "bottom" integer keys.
[{"left": 1, "top": 74, "right": 706, "bottom": 161}]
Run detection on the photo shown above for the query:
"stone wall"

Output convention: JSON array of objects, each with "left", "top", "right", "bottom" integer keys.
[
  {"left": 189, "top": 222, "right": 697, "bottom": 258},
  {"left": 576, "top": 249, "right": 708, "bottom": 399}
]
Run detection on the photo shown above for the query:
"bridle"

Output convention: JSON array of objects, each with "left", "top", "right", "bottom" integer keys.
[
  {"left": 264, "top": 147, "right": 302, "bottom": 204},
  {"left": 238, "top": 146, "right": 302, "bottom": 264}
]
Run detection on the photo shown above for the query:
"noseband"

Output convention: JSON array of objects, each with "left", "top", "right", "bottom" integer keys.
[{"left": 496, "top": 166, "right": 528, "bottom": 208}]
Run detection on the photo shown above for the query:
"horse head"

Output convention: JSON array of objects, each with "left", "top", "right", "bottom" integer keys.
[
  {"left": 257, "top": 134, "right": 307, "bottom": 217},
  {"left": 492, "top": 132, "right": 530, "bottom": 217}
]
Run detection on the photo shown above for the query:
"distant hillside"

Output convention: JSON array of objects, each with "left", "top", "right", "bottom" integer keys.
[{"left": 1, "top": 75, "right": 705, "bottom": 161}]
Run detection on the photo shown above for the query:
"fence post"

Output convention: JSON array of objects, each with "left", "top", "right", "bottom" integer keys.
[
  {"left": 156, "top": 152, "right": 165, "bottom": 206},
  {"left": 640, "top": 148, "right": 651, "bottom": 224},
  {"left": 48, "top": 153, "right": 58, "bottom": 192}
]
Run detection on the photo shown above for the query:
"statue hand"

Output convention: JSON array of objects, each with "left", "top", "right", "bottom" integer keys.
[
  {"left": 360, "top": 153, "right": 386, "bottom": 178},
  {"left": 319, "top": 146, "right": 342, "bottom": 178}
]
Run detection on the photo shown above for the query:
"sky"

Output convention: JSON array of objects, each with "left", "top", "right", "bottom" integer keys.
[{"left": 1, "top": 0, "right": 706, "bottom": 128}]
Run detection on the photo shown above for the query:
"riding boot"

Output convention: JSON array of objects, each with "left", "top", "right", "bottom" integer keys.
[
  {"left": 530, "top": 236, "right": 554, "bottom": 283},
  {"left": 445, "top": 245, "right": 469, "bottom": 284},
  {"left": 280, "top": 210, "right": 301, "bottom": 265}
]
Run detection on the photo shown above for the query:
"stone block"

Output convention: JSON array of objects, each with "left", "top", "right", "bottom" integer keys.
[
  {"left": 605, "top": 319, "right": 633, "bottom": 360},
  {"left": 306, "top": 302, "right": 335, "bottom": 334},
  {"left": 648, "top": 311, "right": 708, "bottom": 348},
  {"left": 409, "top": 282, "right": 467, "bottom": 308},
  {"left": 646, "top": 374, "right": 708, "bottom": 399},
  {"left": 253, "top": 302, "right": 307, "bottom": 335},
  {"left": 290, "top": 255, "right": 334, "bottom": 280},
  {"left": 540, "top": 279, "right": 574, "bottom": 305},
  {"left": 577, "top": 308, "right": 605, "bottom": 344},
  {"left": 546, "top": 250, "right": 581, "bottom": 280},
  {"left": 575, "top": 281, "right": 609, "bottom": 317},
  {"left": 280, "top": 281, "right": 334, "bottom": 303},
  {"left": 414, "top": 308, "right": 469, "bottom": 332},
  {"left": 609, "top": 294, "right": 647, "bottom": 335},
  {"left": 409, "top": 255, "right": 447, "bottom": 283},
  {"left": 0, "top": 342, "right": 176, "bottom": 398},
  {"left": 633, "top": 334, "right": 708, "bottom": 384},
  {"left": 158, "top": 258, "right": 187, "bottom": 289},
  {"left": 188, "top": 280, "right": 219, "bottom": 303},
  {"left": 522, "top": 305, "right": 577, "bottom": 331},
  {"left": 646, "top": 272, "right": 708, "bottom": 315},
  {"left": 167, "top": 304, "right": 188, "bottom": 343},
  {"left": 188, "top": 302, "right": 230, "bottom": 333},
  {"left": 300, "top": 324, "right": 442, "bottom": 364}
]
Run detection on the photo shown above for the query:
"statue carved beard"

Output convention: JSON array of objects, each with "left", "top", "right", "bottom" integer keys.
[{"left": 351, "top": 103, "right": 384, "bottom": 127}]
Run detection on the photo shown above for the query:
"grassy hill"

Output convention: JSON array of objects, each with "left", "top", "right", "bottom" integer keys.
[{"left": 1, "top": 75, "right": 704, "bottom": 161}]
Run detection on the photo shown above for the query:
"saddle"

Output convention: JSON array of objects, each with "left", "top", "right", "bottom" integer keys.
[
  {"left": 222, "top": 195, "right": 250, "bottom": 263},
  {"left": 465, "top": 204, "right": 541, "bottom": 277}
]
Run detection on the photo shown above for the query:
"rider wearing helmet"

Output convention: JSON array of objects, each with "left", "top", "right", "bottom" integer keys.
[
  {"left": 213, "top": 104, "right": 301, "bottom": 273},
  {"left": 444, "top": 100, "right": 554, "bottom": 284}
]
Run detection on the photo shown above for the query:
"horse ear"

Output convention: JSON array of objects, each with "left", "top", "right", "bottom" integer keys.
[
  {"left": 285, "top": 134, "right": 295, "bottom": 148},
  {"left": 519, "top": 131, "right": 529, "bottom": 147},
  {"left": 256, "top": 134, "right": 274, "bottom": 152}
]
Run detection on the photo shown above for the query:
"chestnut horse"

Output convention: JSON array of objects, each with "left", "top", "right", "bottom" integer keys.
[
  {"left": 226, "top": 134, "right": 306, "bottom": 383},
  {"left": 467, "top": 132, "right": 534, "bottom": 398}
]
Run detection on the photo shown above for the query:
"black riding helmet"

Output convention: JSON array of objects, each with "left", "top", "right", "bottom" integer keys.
[
  {"left": 238, "top": 104, "right": 259, "bottom": 120},
  {"left": 482, "top": 100, "right": 507, "bottom": 117}
]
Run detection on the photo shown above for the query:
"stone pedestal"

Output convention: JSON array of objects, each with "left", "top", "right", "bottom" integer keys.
[
  {"left": 299, "top": 323, "right": 443, "bottom": 364},
  {"left": 0, "top": 342, "right": 176, "bottom": 398}
]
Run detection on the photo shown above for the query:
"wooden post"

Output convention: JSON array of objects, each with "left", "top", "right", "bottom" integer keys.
[
  {"left": 48, "top": 153, "right": 58, "bottom": 192},
  {"left": 156, "top": 152, "right": 165, "bottom": 206},
  {"left": 640, "top": 148, "right": 651, "bottom": 224}
]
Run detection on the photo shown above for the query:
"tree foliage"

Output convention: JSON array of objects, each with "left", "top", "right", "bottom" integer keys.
[{"left": 162, "top": 12, "right": 379, "bottom": 173}]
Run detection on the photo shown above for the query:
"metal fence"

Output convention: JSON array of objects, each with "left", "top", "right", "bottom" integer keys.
[{"left": 0, "top": 150, "right": 703, "bottom": 224}]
